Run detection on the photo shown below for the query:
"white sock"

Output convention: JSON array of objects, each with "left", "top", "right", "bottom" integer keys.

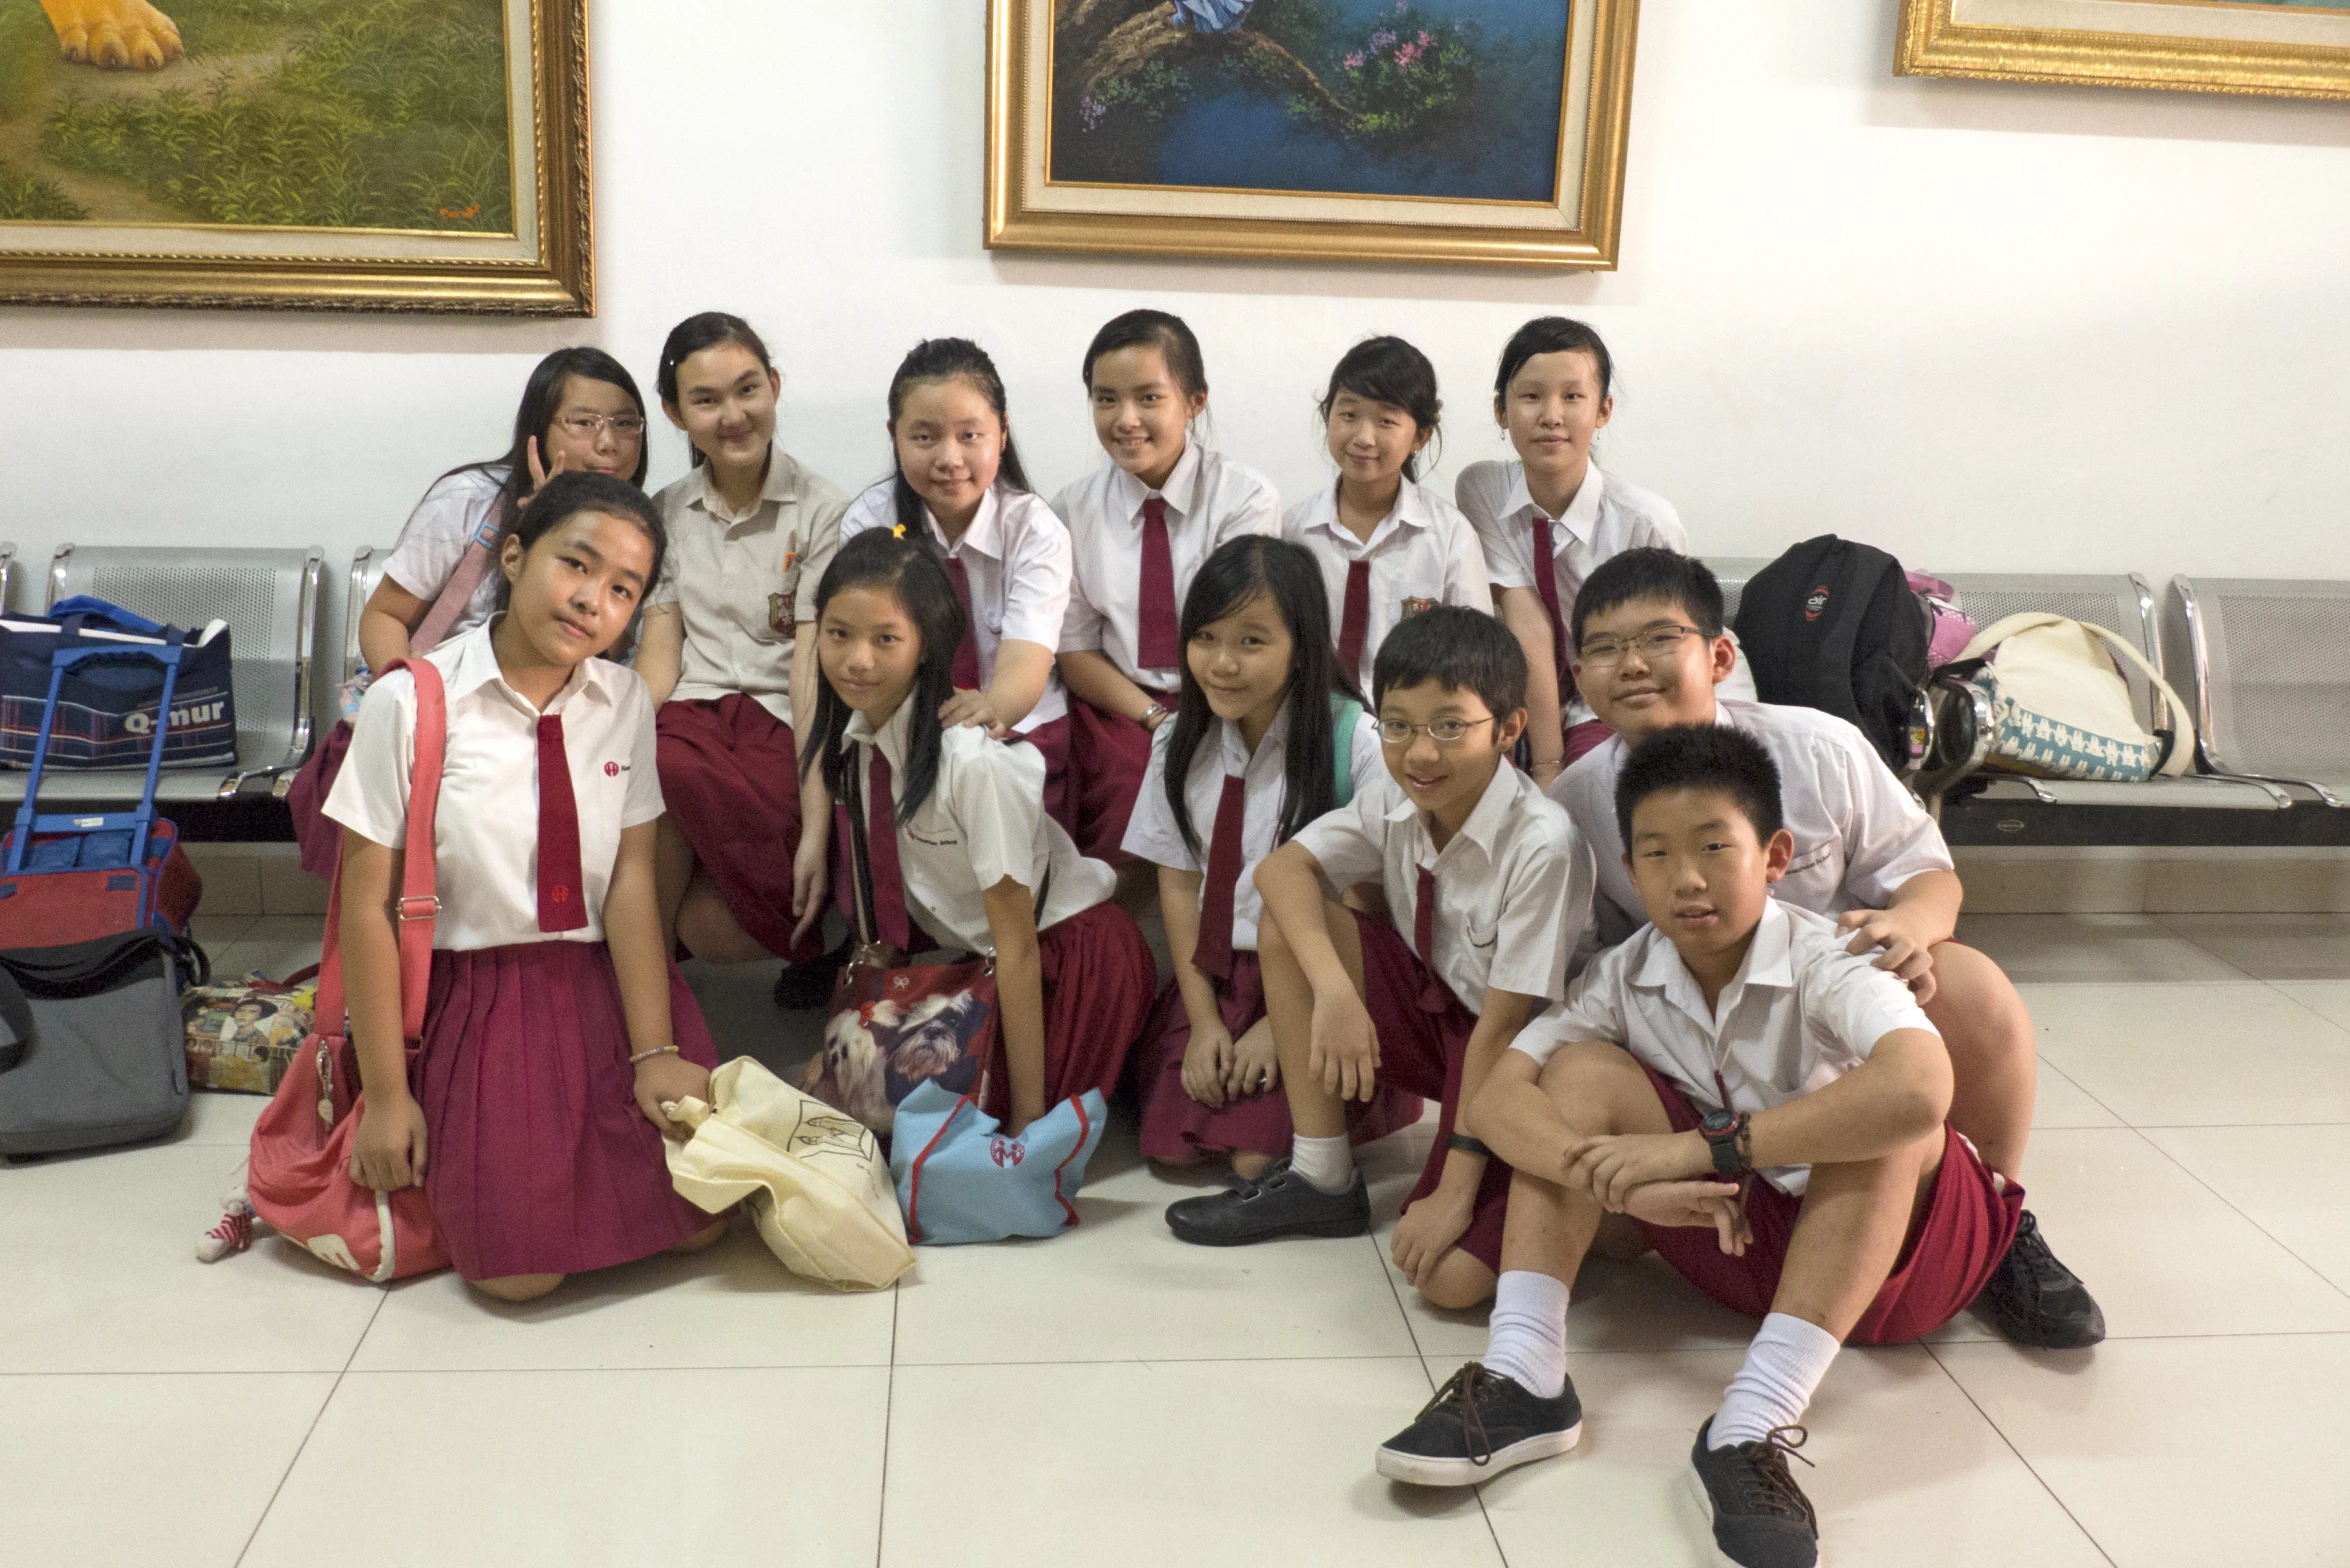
[
  {"left": 1481, "top": 1271, "right": 1570, "bottom": 1398},
  {"left": 1709, "top": 1312, "right": 1842, "bottom": 1449},
  {"left": 1289, "top": 1133, "right": 1354, "bottom": 1194}
]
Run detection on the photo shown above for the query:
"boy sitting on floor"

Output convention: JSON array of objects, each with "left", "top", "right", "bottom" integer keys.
[{"left": 1375, "top": 726, "right": 2029, "bottom": 1568}]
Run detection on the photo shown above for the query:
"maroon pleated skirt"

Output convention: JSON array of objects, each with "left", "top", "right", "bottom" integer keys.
[
  {"left": 1131, "top": 952, "right": 1424, "bottom": 1163},
  {"left": 976, "top": 901, "right": 1155, "bottom": 1125},
  {"left": 410, "top": 941, "right": 720, "bottom": 1281},
  {"left": 285, "top": 718, "right": 355, "bottom": 880},
  {"left": 1063, "top": 692, "right": 1172, "bottom": 865},
  {"left": 655, "top": 694, "right": 822, "bottom": 963}
]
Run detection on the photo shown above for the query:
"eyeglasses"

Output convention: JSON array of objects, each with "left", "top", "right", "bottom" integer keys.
[
  {"left": 556, "top": 413, "right": 646, "bottom": 439},
  {"left": 1377, "top": 714, "right": 1499, "bottom": 746},
  {"left": 1576, "top": 625, "right": 1701, "bottom": 667}
]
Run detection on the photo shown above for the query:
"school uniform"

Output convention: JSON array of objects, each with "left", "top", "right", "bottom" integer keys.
[
  {"left": 1515, "top": 901, "right": 2023, "bottom": 1344},
  {"left": 838, "top": 700, "right": 1154, "bottom": 1124},
  {"left": 1282, "top": 478, "right": 1491, "bottom": 698},
  {"left": 1551, "top": 697, "right": 1956, "bottom": 949},
  {"left": 323, "top": 623, "right": 719, "bottom": 1283},
  {"left": 649, "top": 446, "right": 848, "bottom": 962},
  {"left": 1052, "top": 445, "right": 1281, "bottom": 861},
  {"left": 1121, "top": 695, "right": 1421, "bottom": 1162},
  {"left": 288, "top": 465, "right": 511, "bottom": 879},
  {"left": 839, "top": 481, "right": 1079, "bottom": 835},
  {"left": 1289, "top": 760, "right": 1593, "bottom": 1272}
]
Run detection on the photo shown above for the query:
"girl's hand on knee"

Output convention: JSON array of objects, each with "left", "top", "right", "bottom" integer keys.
[
  {"left": 350, "top": 1094, "right": 429, "bottom": 1191},
  {"left": 633, "top": 1052, "right": 710, "bottom": 1139},
  {"left": 1391, "top": 1192, "right": 1471, "bottom": 1290},
  {"left": 1309, "top": 994, "right": 1379, "bottom": 1101},
  {"left": 1181, "top": 1025, "right": 1234, "bottom": 1108},
  {"left": 1224, "top": 1016, "right": 1279, "bottom": 1100}
]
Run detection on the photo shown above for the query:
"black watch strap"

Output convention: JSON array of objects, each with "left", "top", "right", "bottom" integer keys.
[
  {"left": 1446, "top": 1131, "right": 1491, "bottom": 1158},
  {"left": 1700, "top": 1111, "right": 1747, "bottom": 1175}
]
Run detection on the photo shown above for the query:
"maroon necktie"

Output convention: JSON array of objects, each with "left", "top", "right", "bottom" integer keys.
[
  {"left": 1337, "top": 558, "right": 1372, "bottom": 683},
  {"left": 1412, "top": 865, "right": 1450, "bottom": 1013},
  {"left": 943, "top": 554, "right": 983, "bottom": 691},
  {"left": 865, "top": 750, "right": 913, "bottom": 952},
  {"left": 1530, "top": 514, "right": 1574, "bottom": 695},
  {"left": 1188, "top": 775, "right": 1248, "bottom": 981},
  {"left": 1138, "top": 497, "right": 1179, "bottom": 671},
  {"left": 534, "top": 714, "right": 587, "bottom": 933}
]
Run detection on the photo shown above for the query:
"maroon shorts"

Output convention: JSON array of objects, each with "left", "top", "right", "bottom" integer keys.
[
  {"left": 977, "top": 901, "right": 1157, "bottom": 1126},
  {"left": 1064, "top": 691, "right": 1173, "bottom": 864},
  {"left": 1352, "top": 913, "right": 1512, "bottom": 1275},
  {"left": 1013, "top": 714, "right": 1077, "bottom": 846},
  {"left": 655, "top": 694, "right": 820, "bottom": 963},
  {"left": 1633, "top": 1061, "right": 2025, "bottom": 1346},
  {"left": 1131, "top": 952, "right": 1424, "bottom": 1163}
]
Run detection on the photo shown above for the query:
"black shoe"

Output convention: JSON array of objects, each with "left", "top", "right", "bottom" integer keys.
[
  {"left": 1689, "top": 1419, "right": 1818, "bottom": 1568},
  {"left": 772, "top": 940, "right": 851, "bottom": 1012},
  {"left": 1163, "top": 1158, "right": 1369, "bottom": 1246},
  {"left": 1374, "top": 1362, "right": 1583, "bottom": 1486},
  {"left": 1974, "top": 1209, "right": 2105, "bottom": 1349}
]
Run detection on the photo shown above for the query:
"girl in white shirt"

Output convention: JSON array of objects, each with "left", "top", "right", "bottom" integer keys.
[
  {"left": 328, "top": 472, "right": 724, "bottom": 1303},
  {"left": 803, "top": 529, "right": 1154, "bottom": 1137},
  {"left": 1053, "top": 309, "right": 1281, "bottom": 862},
  {"left": 288, "top": 348, "right": 651, "bottom": 878},
  {"left": 1122, "top": 535, "right": 1422, "bottom": 1177},
  {"left": 838, "top": 338, "right": 1079, "bottom": 839},
  {"left": 1283, "top": 336, "right": 1490, "bottom": 696}
]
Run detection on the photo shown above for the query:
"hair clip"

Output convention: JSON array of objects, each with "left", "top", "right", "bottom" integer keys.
[{"left": 891, "top": 523, "right": 907, "bottom": 540}]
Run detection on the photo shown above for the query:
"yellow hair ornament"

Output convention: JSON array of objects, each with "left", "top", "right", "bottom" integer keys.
[{"left": 891, "top": 523, "right": 908, "bottom": 540}]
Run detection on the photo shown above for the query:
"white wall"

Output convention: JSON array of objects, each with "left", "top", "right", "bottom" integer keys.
[{"left": 5, "top": 0, "right": 2349, "bottom": 597}]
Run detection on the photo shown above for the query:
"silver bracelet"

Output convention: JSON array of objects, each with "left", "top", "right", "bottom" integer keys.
[{"left": 628, "top": 1045, "right": 680, "bottom": 1066}]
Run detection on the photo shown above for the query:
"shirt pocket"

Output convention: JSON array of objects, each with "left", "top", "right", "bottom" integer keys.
[
  {"left": 764, "top": 555, "right": 802, "bottom": 639},
  {"left": 1464, "top": 910, "right": 1501, "bottom": 950},
  {"left": 906, "top": 825, "right": 966, "bottom": 850}
]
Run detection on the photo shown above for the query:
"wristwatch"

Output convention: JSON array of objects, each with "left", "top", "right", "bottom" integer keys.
[{"left": 1698, "top": 1109, "right": 1749, "bottom": 1175}]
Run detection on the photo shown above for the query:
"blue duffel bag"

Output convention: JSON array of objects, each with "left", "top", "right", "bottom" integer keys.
[{"left": 0, "top": 597, "right": 237, "bottom": 770}]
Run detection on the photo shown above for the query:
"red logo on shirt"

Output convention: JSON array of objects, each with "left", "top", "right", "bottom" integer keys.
[
  {"left": 1400, "top": 597, "right": 1437, "bottom": 617},
  {"left": 604, "top": 761, "right": 620, "bottom": 777}
]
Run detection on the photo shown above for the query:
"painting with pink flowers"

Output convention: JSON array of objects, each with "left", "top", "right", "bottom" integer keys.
[{"left": 1051, "top": 0, "right": 1571, "bottom": 200}]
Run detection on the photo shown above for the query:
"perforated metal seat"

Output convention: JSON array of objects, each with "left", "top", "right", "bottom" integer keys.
[
  {"left": 0, "top": 546, "right": 324, "bottom": 805},
  {"left": 1704, "top": 558, "right": 1773, "bottom": 624},
  {"left": 2169, "top": 577, "right": 2350, "bottom": 808}
]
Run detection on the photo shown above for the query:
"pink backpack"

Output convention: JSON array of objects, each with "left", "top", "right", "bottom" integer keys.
[{"left": 1907, "top": 572, "right": 1979, "bottom": 673}]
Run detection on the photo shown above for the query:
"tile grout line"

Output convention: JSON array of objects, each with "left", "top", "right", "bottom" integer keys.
[
  {"left": 2033, "top": 1055, "right": 2132, "bottom": 1130},
  {"left": 1918, "top": 1339, "right": 2120, "bottom": 1568},
  {"left": 230, "top": 1290, "right": 386, "bottom": 1568},
  {"left": 873, "top": 1281, "right": 899, "bottom": 1568},
  {"left": 2128, "top": 1128, "right": 2350, "bottom": 1310},
  {"left": 1363, "top": 1232, "right": 1512, "bottom": 1566}
]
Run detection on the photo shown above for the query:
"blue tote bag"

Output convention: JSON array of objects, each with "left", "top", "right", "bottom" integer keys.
[
  {"left": 890, "top": 1074, "right": 1108, "bottom": 1246},
  {"left": 0, "top": 598, "right": 237, "bottom": 770}
]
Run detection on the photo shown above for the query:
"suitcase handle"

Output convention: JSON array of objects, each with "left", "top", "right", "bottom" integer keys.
[{"left": 4, "top": 639, "right": 185, "bottom": 888}]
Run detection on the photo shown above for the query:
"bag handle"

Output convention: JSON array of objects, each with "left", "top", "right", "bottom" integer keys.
[
  {"left": 1958, "top": 612, "right": 2196, "bottom": 776},
  {"left": 407, "top": 499, "right": 507, "bottom": 657}
]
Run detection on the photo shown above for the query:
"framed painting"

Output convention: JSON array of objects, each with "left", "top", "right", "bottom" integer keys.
[
  {"left": 985, "top": 0, "right": 1641, "bottom": 271},
  {"left": 0, "top": 0, "right": 590, "bottom": 312},
  {"left": 1897, "top": 0, "right": 2350, "bottom": 100}
]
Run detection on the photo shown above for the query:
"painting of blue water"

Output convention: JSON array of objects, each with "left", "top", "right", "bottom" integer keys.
[{"left": 1050, "top": 0, "right": 1573, "bottom": 202}]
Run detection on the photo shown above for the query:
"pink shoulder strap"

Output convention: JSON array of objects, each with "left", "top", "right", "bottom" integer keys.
[{"left": 407, "top": 501, "right": 504, "bottom": 656}]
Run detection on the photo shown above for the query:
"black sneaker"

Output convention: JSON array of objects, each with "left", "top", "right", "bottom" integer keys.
[
  {"left": 1689, "top": 1419, "right": 1818, "bottom": 1568},
  {"left": 1163, "top": 1158, "right": 1369, "bottom": 1246},
  {"left": 1973, "top": 1209, "right": 2106, "bottom": 1349},
  {"left": 1374, "top": 1362, "right": 1583, "bottom": 1486}
]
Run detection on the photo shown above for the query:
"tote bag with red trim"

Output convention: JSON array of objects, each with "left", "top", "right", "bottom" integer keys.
[
  {"left": 245, "top": 658, "right": 451, "bottom": 1283},
  {"left": 886, "top": 1055, "right": 1108, "bottom": 1246}
]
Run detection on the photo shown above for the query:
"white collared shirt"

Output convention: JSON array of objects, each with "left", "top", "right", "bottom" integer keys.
[
  {"left": 1281, "top": 477, "right": 1492, "bottom": 695},
  {"left": 322, "top": 623, "right": 665, "bottom": 951},
  {"left": 1121, "top": 692, "right": 1392, "bottom": 954},
  {"left": 1514, "top": 901, "right": 1939, "bottom": 1195},
  {"left": 1551, "top": 698, "right": 1957, "bottom": 949},
  {"left": 1052, "top": 444, "right": 1281, "bottom": 687},
  {"left": 648, "top": 444, "right": 849, "bottom": 724},
  {"left": 840, "top": 480, "right": 1072, "bottom": 731},
  {"left": 1291, "top": 760, "right": 1590, "bottom": 1014},
  {"left": 380, "top": 465, "right": 509, "bottom": 651},
  {"left": 842, "top": 700, "right": 1115, "bottom": 954}
]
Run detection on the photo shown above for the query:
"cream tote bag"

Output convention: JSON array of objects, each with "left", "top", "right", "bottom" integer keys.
[
  {"left": 664, "top": 1057, "right": 914, "bottom": 1291},
  {"left": 1956, "top": 613, "right": 2196, "bottom": 783}
]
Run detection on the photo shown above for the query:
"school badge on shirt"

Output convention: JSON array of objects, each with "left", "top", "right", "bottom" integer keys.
[
  {"left": 1400, "top": 596, "right": 1437, "bottom": 617},
  {"left": 770, "top": 550, "right": 799, "bottom": 633}
]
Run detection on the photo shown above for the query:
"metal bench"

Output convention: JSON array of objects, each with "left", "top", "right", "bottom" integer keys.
[
  {"left": 1705, "top": 557, "right": 1773, "bottom": 624},
  {"left": 0, "top": 543, "right": 19, "bottom": 613},
  {"left": 2169, "top": 577, "right": 2350, "bottom": 808},
  {"left": 0, "top": 546, "right": 324, "bottom": 804}
]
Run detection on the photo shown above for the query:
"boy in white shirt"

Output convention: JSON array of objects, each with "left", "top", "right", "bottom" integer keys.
[
  {"left": 1547, "top": 548, "right": 2099, "bottom": 1351},
  {"left": 1376, "top": 726, "right": 2025, "bottom": 1568}
]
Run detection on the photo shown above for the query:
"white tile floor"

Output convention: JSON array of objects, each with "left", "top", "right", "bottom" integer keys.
[{"left": 6, "top": 910, "right": 2349, "bottom": 1567}]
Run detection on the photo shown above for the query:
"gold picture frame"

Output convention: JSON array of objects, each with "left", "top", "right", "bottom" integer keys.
[
  {"left": 985, "top": 0, "right": 1641, "bottom": 271},
  {"left": 1896, "top": 0, "right": 2350, "bottom": 101},
  {"left": 0, "top": 0, "right": 592, "bottom": 313}
]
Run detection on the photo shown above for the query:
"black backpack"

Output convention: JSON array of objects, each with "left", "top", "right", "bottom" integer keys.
[{"left": 1732, "top": 535, "right": 1930, "bottom": 772}]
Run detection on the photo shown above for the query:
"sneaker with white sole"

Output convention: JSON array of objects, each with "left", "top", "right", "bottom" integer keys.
[
  {"left": 196, "top": 1201, "right": 254, "bottom": 1263},
  {"left": 1688, "top": 1419, "right": 1818, "bottom": 1568},
  {"left": 1374, "top": 1362, "right": 1583, "bottom": 1486}
]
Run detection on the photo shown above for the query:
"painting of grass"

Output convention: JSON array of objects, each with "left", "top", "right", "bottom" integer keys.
[{"left": 0, "top": 0, "right": 511, "bottom": 230}]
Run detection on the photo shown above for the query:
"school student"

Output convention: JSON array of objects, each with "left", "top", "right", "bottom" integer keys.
[
  {"left": 1055, "top": 309, "right": 1282, "bottom": 862},
  {"left": 330, "top": 472, "right": 725, "bottom": 1303},
  {"left": 804, "top": 529, "right": 1155, "bottom": 1134},
  {"left": 1454, "top": 317, "right": 1689, "bottom": 781},
  {"left": 1166, "top": 608, "right": 1594, "bottom": 1313},
  {"left": 289, "top": 348, "right": 651, "bottom": 878},
  {"left": 1123, "top": 536, "right": 1422, "bottom": 1178},
  {"left": 1376, "top": 727, "right": 2027, "bottom": 1568},
  {"left": 1283, "top": 336, "right": 1491, "bottom": 698},
  {"left": 1548, "top": 547, "right": 2102, "bottom": 1348},
  {"left": 838, "top": 339, "right": 1079, "bottom": 835},
  {"left": 637, "top": 312, "right": 850, "bottom": 978}
]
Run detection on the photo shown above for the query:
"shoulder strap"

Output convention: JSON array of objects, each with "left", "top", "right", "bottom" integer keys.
[
  {"left": 407, "top": 497, "right": 505, "bottom": 656},
  {"left": 1329, "top": 694, "right": 1361, "bottom": 809},
  {"left": 1958, "top": 612, "right": 2196, "bottom": 774},
  {"left": 840, "top": 753, "right": 879, "bottom": 951}
]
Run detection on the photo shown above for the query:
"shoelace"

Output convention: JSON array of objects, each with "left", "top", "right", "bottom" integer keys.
[
  {"left": 198, "top": 1204, "right": 253, "bottom": 1259},
  {"left": 1731, "top": 1425, "right": 1816, "bottom": 1523},
  {"left": 1414, "top": 1363, "right": 1499, "bottom": 1467}
]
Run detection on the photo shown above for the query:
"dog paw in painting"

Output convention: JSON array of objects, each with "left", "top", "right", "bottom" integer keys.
[{"left": 37, "top": 0, "right": 182, "bottom": 71}]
